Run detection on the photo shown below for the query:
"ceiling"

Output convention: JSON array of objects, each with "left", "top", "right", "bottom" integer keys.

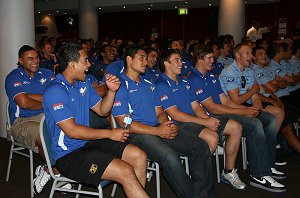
[{"left": 35, "top": 0, "right": 280, "bottom": 14}]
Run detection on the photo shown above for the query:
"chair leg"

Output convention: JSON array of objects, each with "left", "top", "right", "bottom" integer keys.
[
  {"left": 215, "top": 150, "right": 220, "bottom": 183},
  {"left": 110, "top": 183, "right": 118, "bottom": 197},
  {"left": 5, "top": 142, "right": 14, "bottom": 181},
  {"left": 98, "top": 185, "right": 103, "bottom": 198},
  {"left": 154, "top": 162, "right": 160, "bottom": 198},
  {"left": 242, "top": 137, "right": 247, "bottom": 170},
  {"left": 75, "top": 184, "right": 82, "bottom": 198},
  {"left": 29, "top": 150, "right": 34, "bottom": 198}
]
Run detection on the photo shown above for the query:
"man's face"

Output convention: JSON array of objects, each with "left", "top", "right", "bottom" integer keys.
[
  {"left": 199, "top": 53, "right": 214, "bottom": 71},
  {"left": 170, "top": 41, "right": 182, "bottom": 51},
  {"left": 237, "top": 45, "right": 253, "bottom": 68},
  {"left": 43, "top": 44, "right": 53, "bottom": 55},
  {"left": 222, "top": 43, "right": 231, "bottom": 55},
  {"left": 73, "top": 50, "right": 91, "bottom": 81},
  {"left": 19, "top": 50, "right": 40, "bottom": 77},
  {"left": 165, "top": 53, "right": 182, "bottom": 75},
  {"left": 212, "top": 44, "right": 220, "bottom": 59},
  {"left": 253, "top": 49, "right": 268, "bottom": 67},
  {"left": 102, "top": 46, "right": 114, "bottom": 62},
  {"left": 81, "top": 44, "right": 89, "bottom": 54},
  {"left": 128, "top": 50, "right": 148, "bottom": 74},
  {"left": 147, "top": 50, "right": 158, "bottom": 69}
]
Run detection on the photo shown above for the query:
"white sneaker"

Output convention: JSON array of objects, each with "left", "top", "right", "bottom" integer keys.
[
  {"left": 221, "top": 169, "right": 246, "bottom": 190},
  {"left": 271, "top": 168, "right": 286, "bottom": 180},
  {"left": 250, "top": 175, "right": 286, "bottom": 193},
  {"left": 33, "top": 165, "right": 51, "bottom": 194}
]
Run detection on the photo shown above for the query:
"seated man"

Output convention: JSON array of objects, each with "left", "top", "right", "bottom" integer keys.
[
  {"left": 219, "top": 43, "right": 285, "bottom": 177},
  {"left": 112, "top": 45, "right": 215, "bottom": 198},
  {"left": 188, "top": 43, "right": 286, "bottom": 193},
  {"left": 39, "top": 42, "right": 59, "bottom": 72},
  {"left": 156, "top": 48, "right": 246, "bottom": 190},
  {"left": 43, "top": 43, "right": 148, "bottom": 198},
  {"left": 252, "top": 46, "right": 300, "bottom": 156},
  {"left": 5, "top": 45, "right": 58, "bottom": 194}
]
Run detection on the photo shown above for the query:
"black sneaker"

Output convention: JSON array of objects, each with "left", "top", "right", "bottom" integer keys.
[
  {"left": 250, "top": 175, "right": 286, "bottom": 193},
  {"left": 275, "top": 159, "right": 287, "bottom": 166},
  {"left": 271, "top": 168, "right": 286, "bottom": 180}
]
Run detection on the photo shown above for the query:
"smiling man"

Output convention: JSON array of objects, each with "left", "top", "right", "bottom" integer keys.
[
  {"left": 43, "top": 43, "right": 149, "bottom": 198},
  {"left": 5, "top": 45, "right": 56, "bottom": 194}
]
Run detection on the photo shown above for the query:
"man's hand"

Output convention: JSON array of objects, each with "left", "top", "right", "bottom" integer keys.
[
  {"left": 157, "top": 121, "right": 178, "bottom": 139},
  {"left": 105, "top": 74, "right": 120, "bottom": 92},
  {"left": 249, "top": 82, "right": 260, "bottom": 93},
  {"left": 203, "top": 117, "right": 220, "bottom": 131},
  {"left": 243, "top": 107, "right": 260, "bottom": 117},
  {"left": 109, "top": 128, "right": 130, "bottom": 142}
]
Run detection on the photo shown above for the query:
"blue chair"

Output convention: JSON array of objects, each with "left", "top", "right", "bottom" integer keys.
[
  {"left": 39, "top": 115, "right": 111, "bottom": 198},
  {"left": 5, "top": 102, "right": 37, "bottom": 198}
]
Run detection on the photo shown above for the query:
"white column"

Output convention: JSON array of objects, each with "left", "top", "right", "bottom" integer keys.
[
  {"left": 78, "top": 0, "right": 98, "bottom": 41},
  {"left": 0, "top": 0, "right": 35, "bottom": 138},
  {"left": 218, "top": 0, "right": 245, "bottom": 44}
]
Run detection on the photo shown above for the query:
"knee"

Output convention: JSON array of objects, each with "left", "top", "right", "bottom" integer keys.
[
  {"left": 127, "top": 145, "right": 147, "bottom": 164},
  {"left": 200, "top": 130, "right": 218, "bottom": 150},
  {"left": 225, "top": 120, "right": 242, "bottom": 137}
]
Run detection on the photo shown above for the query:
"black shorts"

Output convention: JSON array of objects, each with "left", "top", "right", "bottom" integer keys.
[{"left": 56, "top": 139, "right": 128, "bottom": 187}]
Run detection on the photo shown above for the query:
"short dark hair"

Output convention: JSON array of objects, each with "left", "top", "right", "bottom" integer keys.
[
  {"left": 252, "top": 46, "right": 265, "bottom": 56},
  {"left": 145, "top": 47, "right": 158, "bottom": 55},
  {"left": 192, "top": 44, "right": 213, "bottom": 63},
  {"left": 18, "top": 45, "right": 35, "bottom": 58},
  {"left": 124, "top": 45, "right": 144, "bottom": 68},
  {"left": 267, "top": 43, "right": 282, "bottom": 59},
  {"left": 159, "top": 49, "right": 181, "bottom": 72},
  {"left": 58, "top": 42, "right": 82, "bottom": 72}
]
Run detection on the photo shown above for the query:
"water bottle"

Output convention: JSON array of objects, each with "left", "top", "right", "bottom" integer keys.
[{"left": 122, "top": 113, "right": 132, "bottom": 129}]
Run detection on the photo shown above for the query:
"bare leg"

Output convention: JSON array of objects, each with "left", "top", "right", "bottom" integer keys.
[
  {"left": 199, "top": 128, "right": 218, "bottom": 154},
  {"left": 121, "top": 144, "right": 148, "bottom": 187},
  {"left": 223, "top": 120, "right": 242, "bottom": 170},
  {"left": 264, "top": 105, "right": 285, "bottom": 132},
  {"left": 282, "top": 124, "right": 300, "bottom": 155},
  {"left": 101, "top": 158, "right": 149, "bottom": 198}
]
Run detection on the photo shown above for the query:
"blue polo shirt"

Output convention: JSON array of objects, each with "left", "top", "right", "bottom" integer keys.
[
  {"left": 211, "top": 60, "right": 224, "bottom": 76},
  {"left": 103, "top": 60, "right": 125, "bottom": 81},
  {"left": 43, "top": 74, "right": 101, "bottom": 161},
  {"left": 112, "top": 73, "right": 160, "bottom": 126},
  {"left": 156, "top": 74, "right": 196, "bottom": 116},
  {"left": 219, "top": 60, "right": 256, "bottom": 104},
  {"left": 188, "top": 68, "right": 223, "bottom": 114},
  {"left": 142, "top": 67, "right": 162, "bottom": 83},
  {"left": 5, "top": 66, "right": 54, "bottom": 124},
  {"left": 180, "top": 59, "right": 193, "bottom": 78},
  {"left": 252, "top": 63, "right": 289, "bottom": 97},
  {"left": 39, "top": 56, "right": 58, "bottom": 72}
]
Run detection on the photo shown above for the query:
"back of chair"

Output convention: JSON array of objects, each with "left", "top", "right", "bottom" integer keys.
[
  {"left": 39, "top": 115, "right": 56, "bottom": 177},
  {"left": 6, "top": 102, "right": 12, "bottom": 131}
]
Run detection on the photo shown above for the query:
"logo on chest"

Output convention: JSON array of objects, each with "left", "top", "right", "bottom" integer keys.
[{"left": 79, "top": 87, "right": 87, "bottom": 96}]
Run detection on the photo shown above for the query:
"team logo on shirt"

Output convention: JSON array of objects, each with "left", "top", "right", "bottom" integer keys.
[
  {"left": 53, "top": 103, "right": 64, "bottom": 111},
  {"left": 275, "top": 69, "right": 281, "bottom": 74},
  {"left": 225, "top": 77, "right": 234, "bottom": 82},
  {"left": 113, "top": 101, "right": 122, "bottom": 107},
  {"left": 160, "top": 95, "right": 168, "bottom": 101},
  {"left": 257, "top": 73, "right": 264, "bottom": 78},
  {"left": 79, "top": 87, "right": 87, "bottom": 96},
  {"left": 40, "top": 78, "right": 47, "bottom": 84},
  {"left": 14, "top": 82, "right": 22, "bottom": 87},
  {"left": 150, "top": 86, "right": 155, "bottom": 91},
  {"left": 196, "top": 89, "right": 203, "bottom": 95},
  {"left": 212, "top": 80, "right": 217, "bottom": 84},
  {"left": 129, "top": 89, "right": 138, "bottom": 93},
  {"left": 186, "top": 85, "right": 190, "bottom": 90}
]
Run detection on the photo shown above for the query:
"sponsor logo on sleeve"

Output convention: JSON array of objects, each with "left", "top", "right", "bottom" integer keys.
[
  {"left": 14, "top": 82, "right": 22, "bottom": 87},
  {"left": 113, "top": 101, "right": 122, "bottom": 107},
  {"left": 53, "top": 103, "right": 64, "bottom": 111},
  {"left": 160, "top": 95, "right": 168, "bottom": 101},
  {"left": 196, "top": 89, "right": 203, "bottom": 95}
]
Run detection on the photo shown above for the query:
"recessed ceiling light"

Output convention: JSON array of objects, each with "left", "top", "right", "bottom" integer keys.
[
  {"left": 98, "top": 7, "right": 101, "bottom": 10},
  {"left": 56, "top": 10, "right": 59, "bottom": 13},
  {"left": 148, "top": 7, "right": 151, "bottom": 10},
  {"left": 150, "top": 4, "right": 153, "bottom": 7},
  {"left": 65, "top": 12, "right": 67, "bottom": 14},
  {"left": 123, "top": 5, "right": 126, "bottom": 9},
  {"left": 209, "top": 3, "right": 212, "bottom": 6},
  {"left": 38, "top": 11, "right": 41, "bottom": 14},
  {"left": 185, "top": 1, "right": 188, "bottom": 4},
  {"left": 175, "top": 6, "right": 178, "bottom": 9},
  {"left": 48, "top": 13, "right": 51, "bottom": 16}
]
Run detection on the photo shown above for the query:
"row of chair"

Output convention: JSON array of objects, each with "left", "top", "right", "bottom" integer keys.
[{"left": 9, "top": 100, "right": 296, "bottom": 197}]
